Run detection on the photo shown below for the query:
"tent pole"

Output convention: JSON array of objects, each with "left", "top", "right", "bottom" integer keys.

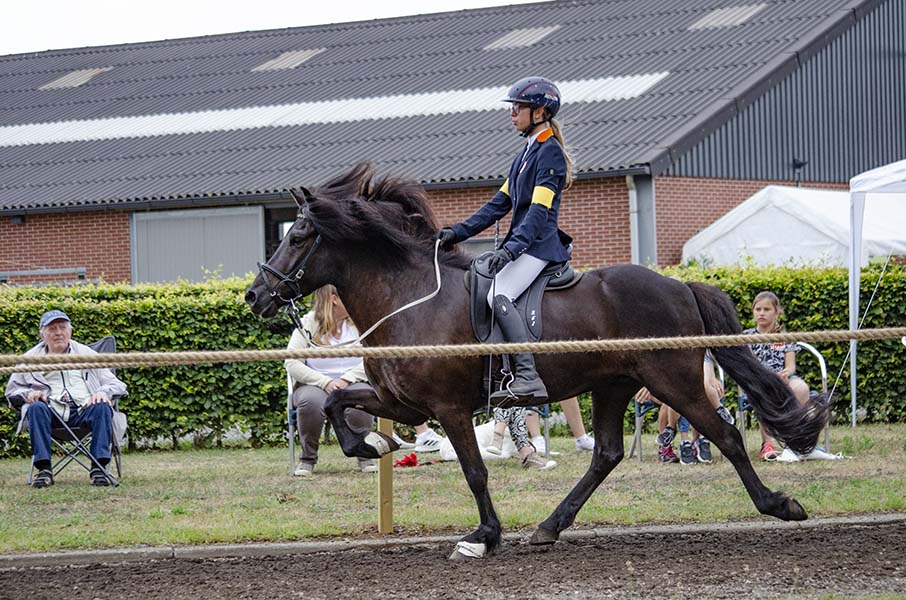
[{"left": 848, "top": 192, "right": 866, "bottom": 428}]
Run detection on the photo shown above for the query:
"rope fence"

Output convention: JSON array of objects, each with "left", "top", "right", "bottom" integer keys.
[{"left": 2, "top": 327, "right": 905, "bottom": 375}]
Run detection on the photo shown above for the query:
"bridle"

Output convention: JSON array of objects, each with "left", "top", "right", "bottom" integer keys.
[
  {"left": 256, "top": 187, "right": 444, "bottom": 347},
  {"left": 256, "top": 191, "right": 322, "bottom": 330}
]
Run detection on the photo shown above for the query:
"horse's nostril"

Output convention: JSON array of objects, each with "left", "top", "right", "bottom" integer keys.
[{"left": 244, "top": 289, "right": 257, "bottom": 304}]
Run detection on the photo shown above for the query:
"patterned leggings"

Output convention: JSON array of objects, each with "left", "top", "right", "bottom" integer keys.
[{"left": 493, "top": 407, "right": 531, "bottom": 451}]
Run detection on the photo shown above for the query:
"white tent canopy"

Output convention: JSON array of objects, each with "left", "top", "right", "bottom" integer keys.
[
  {"left": 682, "top": 185, "right": 906, "bottom": 267},
  {"left": 849, "top": 159, "right": 906, "bottom": 427}
]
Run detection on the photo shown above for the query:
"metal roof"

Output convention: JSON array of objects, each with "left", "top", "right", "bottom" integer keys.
[{"left": 0, "top": 0, "right": 878, "bottom": 213}]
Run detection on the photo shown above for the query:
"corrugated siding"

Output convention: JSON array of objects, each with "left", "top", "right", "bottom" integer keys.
[{"left": 666, "top": 0, "right": 906, "bottom": 181}]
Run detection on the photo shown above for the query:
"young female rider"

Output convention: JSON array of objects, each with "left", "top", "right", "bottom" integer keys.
[
  {"left": 744, "top": 291, "right": 810, "bottom": 460},
  {"left": 436, "top": 76, "right": 573, "bottom": 403}
]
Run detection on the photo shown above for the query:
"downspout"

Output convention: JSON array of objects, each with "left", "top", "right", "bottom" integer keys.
[{"left": 627, "top": 175, "right": 640, "bottom": 264}]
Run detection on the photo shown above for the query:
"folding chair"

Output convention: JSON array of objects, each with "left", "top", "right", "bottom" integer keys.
[
  {"left": 627, "top": 365, "right": 726, "bottom": 462},
  {"left": 13, "top": 336, "right": 125, "bottom": 486},
  {"left": 737, "top": 341, "right": 830, "bottom": 453}
]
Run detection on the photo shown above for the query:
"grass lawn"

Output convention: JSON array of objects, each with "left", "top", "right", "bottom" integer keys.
[{"left": 1, "top": 424, "right": 904, "bottom": 554}]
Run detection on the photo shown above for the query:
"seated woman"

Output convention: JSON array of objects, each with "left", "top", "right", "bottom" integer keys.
[
  {"left": 743, "top": 291, "right": 810, "bottom": 461},
  {"left": 285, "top": 284, "right": 378, "bottom": 477}
]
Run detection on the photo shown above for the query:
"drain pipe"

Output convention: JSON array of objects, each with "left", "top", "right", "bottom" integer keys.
[{"left": 627, "top": 175, "right": 640, "bottom": 264}]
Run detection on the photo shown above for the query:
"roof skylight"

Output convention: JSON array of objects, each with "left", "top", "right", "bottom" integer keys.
[
  {"left": 39, "top": 68, "right": 113, "bottom": 90},
  {"left": 483, "top": 25, "right": 560, "bottom": 50},
  {"left": 688, "top": 4, "right": 767, "bottom": 30},
  {"left": 252, "top": 49, "right": 325, "bottom": 71}
]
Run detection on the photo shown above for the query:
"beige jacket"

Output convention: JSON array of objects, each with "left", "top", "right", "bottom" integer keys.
[
  {"left": 5, "top": 339, "right": 128, "bottom": 432},
  {"left": 284, "top": 311, "right": 368, "bottom": 390}
]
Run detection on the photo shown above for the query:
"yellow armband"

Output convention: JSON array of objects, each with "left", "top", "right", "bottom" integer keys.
[
  {"left": 531, "top": 186, "right": 555, "bottom": 208},
  {"left": 499, "top": 178, "right": 510, "bottom": 196}
]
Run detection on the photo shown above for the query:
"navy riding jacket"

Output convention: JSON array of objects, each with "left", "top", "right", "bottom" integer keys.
[{"left": 450, "top": 128, "right": 571, "bottom": 262}]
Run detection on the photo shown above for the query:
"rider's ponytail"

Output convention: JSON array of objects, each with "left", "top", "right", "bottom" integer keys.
[{"left": 549, "top": 118, "right": 574, "bottom": 190}]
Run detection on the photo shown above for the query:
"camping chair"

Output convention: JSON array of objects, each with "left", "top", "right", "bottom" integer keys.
[
  {"left": 627, "top": 365, "right": 726, "bottom": 462},
  {"left": 737, "top": 341, "right": 830, "bottom": 454},
  {"left": 11, "top": 336, "right": 125, "bottom": 487}
]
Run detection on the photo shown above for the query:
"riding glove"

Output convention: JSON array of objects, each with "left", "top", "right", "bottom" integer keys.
[
  {"left": 487, "top": 248, "right": 513, "bottom": 273},
  {"left": 436, "top": 227, "right": 457, "bottom": 248}
]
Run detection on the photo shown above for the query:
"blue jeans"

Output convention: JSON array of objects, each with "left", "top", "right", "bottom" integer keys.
[{"left": 27, "top": 401, "right": 113, "bottom": 465}]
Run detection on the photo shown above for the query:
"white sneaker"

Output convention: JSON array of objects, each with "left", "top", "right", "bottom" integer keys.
[
  {"left": 531, "top": 436, "right": 559, "bottom": 456},
  {"left": 294, "top": 462, "right": 314, "bottom": 477},
  {"left": 575, "top": 434, "right": 595, "bottom": 451},
  {"left": 522, "top": 451, "right": 557, "bottom": 470},
  {"left": 414, "top": 429, "right": 443, "bottom": 453},
  {"left": 358, "top": 459, "right": 379, "bottom": 473},
  {"left": 392, "top": 432, "right": 415, "bottom": 449}
]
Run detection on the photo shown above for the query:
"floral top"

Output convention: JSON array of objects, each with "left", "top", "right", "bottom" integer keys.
[{"left": 743, "top": 327, "right": 799, "bottom": 373}]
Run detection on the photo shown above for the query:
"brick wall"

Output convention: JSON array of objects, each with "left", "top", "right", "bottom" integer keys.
[
  {"left": 0, "top": 211, "right": 132, "bottom": 284},
  {"left": 426, "top": 177, "right": 631, "bottom": 268},
  {"left": 654, "top": 176, "right": 848, "bottom": 265}
]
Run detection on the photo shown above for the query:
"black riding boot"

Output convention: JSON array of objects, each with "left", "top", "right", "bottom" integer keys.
[{"left": 489, "top": 295, "right": 548, "bottom": 403}]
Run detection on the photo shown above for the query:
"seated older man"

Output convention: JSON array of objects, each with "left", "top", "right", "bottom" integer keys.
[{"left": 5, "top": 310, "right": 127, "bottom": 488}]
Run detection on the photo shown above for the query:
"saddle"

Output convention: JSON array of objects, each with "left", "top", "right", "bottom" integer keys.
[{"left": 464, "top": 251, "right": 582, "bottom": 344}]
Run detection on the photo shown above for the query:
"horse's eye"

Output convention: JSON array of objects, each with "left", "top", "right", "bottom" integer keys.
[{"left": 288, "top": 231, "right": 306, "bottom": 246}]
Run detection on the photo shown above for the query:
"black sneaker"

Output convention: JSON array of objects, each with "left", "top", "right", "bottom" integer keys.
[
  {"left": 679, "top": 441, "right": 696, "bottom": 465},
  {"left": 31, "top": 469, "right": 54, "bottom": 488},
  {"left": 695, "top": 437, "right": 713, "bottom": 464},
  {"left": 656, "top": 426, "right": 676, "bottom": 448}
]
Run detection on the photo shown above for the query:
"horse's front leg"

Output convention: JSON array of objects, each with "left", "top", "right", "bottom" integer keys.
[
  {"left": 435, "top": 409, "right": 502, "bottom": 560},
  {"left": 531, "top": 384, "right": 631, "bottom": 545},
  {"left": 324, "top": 384, "right": 435, "bottom": 459}
]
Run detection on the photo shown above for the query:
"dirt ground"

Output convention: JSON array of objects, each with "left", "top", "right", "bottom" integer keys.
[{"left": 1, "top": 519, "right": 904, "bottom": 600}]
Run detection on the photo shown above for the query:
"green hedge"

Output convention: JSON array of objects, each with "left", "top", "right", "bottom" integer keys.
[
  {"left": 0, "top": 279, "right": 296, "bottom": 458},
  {"left": 2, "top": 265, "right": 905, "bottom": 458}
]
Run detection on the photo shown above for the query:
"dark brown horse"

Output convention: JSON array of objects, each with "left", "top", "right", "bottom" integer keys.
[{"left": 246, "top": 162, "right": 829, "bottom": 559}]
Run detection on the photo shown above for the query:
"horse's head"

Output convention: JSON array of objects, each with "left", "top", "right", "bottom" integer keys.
[{"left": 245, "top": 187, "right": 330, "bottom": 318}]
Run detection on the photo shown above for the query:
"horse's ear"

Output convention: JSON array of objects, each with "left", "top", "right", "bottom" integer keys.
[{"left": 289, "top": 187, "right": 314, "bottom": 207}]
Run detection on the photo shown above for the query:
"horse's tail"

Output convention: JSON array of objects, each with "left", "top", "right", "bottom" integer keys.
[{"left": 686, "top": 281, "right": 828, "bottom": 454}]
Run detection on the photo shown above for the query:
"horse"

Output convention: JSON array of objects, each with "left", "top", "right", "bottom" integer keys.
[{"left": 246, "top": 162, "right": 829, "bottom": 560}]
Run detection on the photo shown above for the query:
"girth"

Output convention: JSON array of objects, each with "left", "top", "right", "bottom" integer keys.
[{"left": 464, "top": 251, "right": 582, "bottom": 343}]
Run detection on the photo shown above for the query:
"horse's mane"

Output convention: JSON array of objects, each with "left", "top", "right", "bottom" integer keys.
[{"left": 307, "top": 162, "right": 471, "bottom": 268}]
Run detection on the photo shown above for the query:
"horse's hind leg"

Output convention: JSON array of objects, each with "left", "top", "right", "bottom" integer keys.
[
  {"left": 652, "top": 380, "right": 807, "bottom": 522},
  {"left": 531, "top": 383, "right": 632, "bottom": 545},
  {"left": 696, "top": 413, "right": 806, "bottom": 521}
]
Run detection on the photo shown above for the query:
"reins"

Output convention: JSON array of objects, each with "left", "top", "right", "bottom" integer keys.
[{"left": 288, "top": 239, "right": 444, "bottom": 349}]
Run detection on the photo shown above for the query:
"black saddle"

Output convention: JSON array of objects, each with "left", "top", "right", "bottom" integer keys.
[{"left": 464, "top": 251, "right": 582, "bottom": 344}]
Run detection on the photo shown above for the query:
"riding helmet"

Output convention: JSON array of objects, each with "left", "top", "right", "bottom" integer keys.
[{"left": 502, "top": 76, "right": 561, "bottom": 119}]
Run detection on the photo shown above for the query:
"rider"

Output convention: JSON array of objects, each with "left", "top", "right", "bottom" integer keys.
[{"left": 436, "top": 76, "right": 573, "bottom": 403}]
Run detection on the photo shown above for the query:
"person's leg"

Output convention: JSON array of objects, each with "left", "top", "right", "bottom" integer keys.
[
  {"left": 677, "top": 415, "right": 696, "bottom": 465},
  {"left": 486, "top": 408, "right": 509, "bottom": 454},
  {"left": 657, "top": 406, "right": 679, "bottom": 447},
  {"left": 561, "top": 397, "right": 592, "bottom": 445},
  {"left": 507, "top": 408, "right": 556, "bottom": 470},
  {"left": 74, "top": 403, "right": 114, "bottom": 466},
  {"left": 26, "top": 402, "right": 54, "bottom": 474},
  {"left": 486, "top": 255, "right": 549, "bottom": 402},
  {"left": 293, "top": 384, "right": 328, "bottom": 469},
  {"left": 788, "top": 376, "right": 810, "bottom": 406}
]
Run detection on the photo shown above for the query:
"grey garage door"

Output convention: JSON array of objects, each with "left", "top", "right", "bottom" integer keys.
[{"left": 132, "top": 206, "right": 264, "bottom": 283}]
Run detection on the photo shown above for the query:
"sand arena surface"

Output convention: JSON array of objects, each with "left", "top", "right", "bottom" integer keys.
[{"left": 1, "top": 518, "right": 904, "bottom": 599}]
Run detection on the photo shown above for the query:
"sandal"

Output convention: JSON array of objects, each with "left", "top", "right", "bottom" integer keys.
[
  {"left": 761, "top": 441, "right": 780, "bottom": 461},
  {"left": 31, "top": 468, "right": 54, "bottom": 488},
  {"left": 90, "top": 467, "right": 111, "bottom": 486}
]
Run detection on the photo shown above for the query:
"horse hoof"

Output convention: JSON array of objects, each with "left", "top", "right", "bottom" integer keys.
[
  {"left": 362, "top": 431, "right": 399, "bottom": 457},
  {"left": 529, "top": 527, "right": 559, "bottom": 545},
  {"left": 449, "top": 541, "right": 487, "bottom": 560},
  {"left": 783, "top": 498, "right": 808, "bottom": 521}
]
